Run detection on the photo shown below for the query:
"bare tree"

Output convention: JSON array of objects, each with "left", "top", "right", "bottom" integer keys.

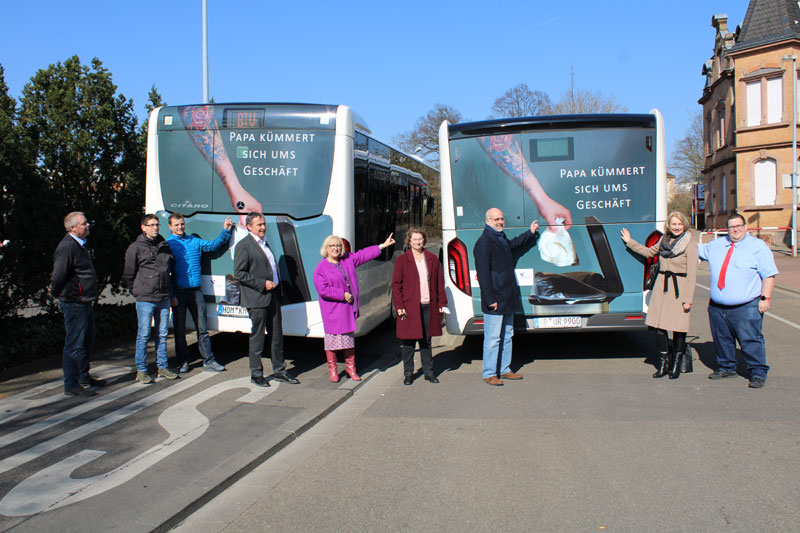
[
  {"left": 392, "top": 103, "right": 463, "bottom": 165},
  {"left": 549, "top": 68, "right": 627, "bottom": 114},
  {"left": 489, "top": 83, "right": 551, "bottom": 118},
  {"left": 669, "top": 110, "right": 704, "bottom": 184}
]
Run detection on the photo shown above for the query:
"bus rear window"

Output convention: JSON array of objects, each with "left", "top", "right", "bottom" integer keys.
[{"left": 156, "top": 106, "right": 335, "bottom": 218}]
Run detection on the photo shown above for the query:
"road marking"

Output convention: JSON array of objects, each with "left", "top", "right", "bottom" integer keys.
[
  {"left": 0, "top": 371, "right": 216, "bottom": 476},
  {"left": 0, "top": 376, "right": 276, "bottom": 516},
  {"left": 696, "top": 283, "right": 800, "bottom": 331},
  {"left": 0, "top": 366, "right": 130, "bottom": 425},
  {"left": 0, "top": 369, "right": 142, "bottom": 450}
]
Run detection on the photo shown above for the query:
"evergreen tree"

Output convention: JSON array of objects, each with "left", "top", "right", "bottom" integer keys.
[{"left": 0, "top": 56, "right": 146, "bottom": 316}]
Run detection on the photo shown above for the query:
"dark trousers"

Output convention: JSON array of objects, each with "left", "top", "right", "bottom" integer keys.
[
  {"left": 173, "top": 287, "right": 214, "bottom": 364},
  {"left": 708, "top": 298, "right": 769, "bottom": 379},
  {"left": 401, "top": 304, "right": 433, "bottom": 377},
  {"left": 247, "top": 303, "right": 285, "bottom": 378},
  {"left": 60, "top": 301, "right": 95, "bottom": 389}
]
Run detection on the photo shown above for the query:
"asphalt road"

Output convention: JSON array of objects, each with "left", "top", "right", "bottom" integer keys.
[{"left": 176, "top": 269, "right": 800, "bottom": 532}]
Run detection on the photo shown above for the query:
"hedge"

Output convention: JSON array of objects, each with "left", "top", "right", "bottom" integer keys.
[{"left": 0, "top": 303, "right": 138, "bottom": 373}]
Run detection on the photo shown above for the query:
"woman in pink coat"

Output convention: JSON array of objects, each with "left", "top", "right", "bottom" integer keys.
[
  {"left": 313, "top": 233, "right": 395, "bottom": 382},
  {"left": 392, "top": 228, "right": 447, "bottom": 385}
]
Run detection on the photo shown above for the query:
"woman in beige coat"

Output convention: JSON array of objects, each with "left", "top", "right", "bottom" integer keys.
[{"left": 621, "top": 211, "right": 698, "bottom": 379}]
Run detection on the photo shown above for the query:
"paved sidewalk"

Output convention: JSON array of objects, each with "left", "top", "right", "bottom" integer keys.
[{"left": 770, "top": 247, "right": 800, "bottom": 293}]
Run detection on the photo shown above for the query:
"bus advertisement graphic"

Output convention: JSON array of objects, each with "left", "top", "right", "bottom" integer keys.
[{"left": 448, "top": 122, "right": 659, "bottom": 321}]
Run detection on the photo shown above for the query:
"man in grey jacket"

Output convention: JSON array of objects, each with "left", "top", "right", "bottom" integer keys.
[
  {"left": 233, "top": 212, "right": 299, "bottom": 387},
  {"left": 123, "top": 214, "right": 177, "bottom": 384}
]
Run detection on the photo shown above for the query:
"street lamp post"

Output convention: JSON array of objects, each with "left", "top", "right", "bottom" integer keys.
[
  {"left": 202, "top": 0, "right": 209, "bottom": 104},
  {"left": 783, "top": 54, "right": 798, "bottom": 257}
]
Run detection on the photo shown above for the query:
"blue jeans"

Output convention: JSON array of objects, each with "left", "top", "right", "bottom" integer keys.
[
  {"left": 482, "top": 313, "right": 514, "bottom": 378},
  {"left": 172, "top": 288, "right": 214, "bottom": 364},
  {"left": 60, "top": 301, "right": 95, "bottom": 389},
  {"left": 708, "top": 298, "right": 769, "bottom": 379},
  {"left": 135, "top": 300, "right": 170, "bottom": 372}
]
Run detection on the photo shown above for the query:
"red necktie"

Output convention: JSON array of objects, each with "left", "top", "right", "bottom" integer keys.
[{"left": 717, "top": 243, "right": 734, "bottom": 290}]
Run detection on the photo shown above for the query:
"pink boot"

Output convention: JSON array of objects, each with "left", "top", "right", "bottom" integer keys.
[
  {"left": 344, "top": 349, "right": 361, "bottom": 381},
  {"left": 326, "top": 350, "right": 339, "bottom": 383}
]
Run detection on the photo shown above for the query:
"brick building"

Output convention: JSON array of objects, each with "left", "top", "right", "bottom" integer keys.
[{"left": 700, "top": 0, "right": 800, "bottom": 245}]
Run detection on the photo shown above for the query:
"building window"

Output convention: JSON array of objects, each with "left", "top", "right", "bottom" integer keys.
[
  {"left": 746, "top": 81, "right": 761, "bottom": 126},
  {"left": 721, "top": 174, "right": 726, "bottom": 211},
  {"left": 708, "top": 177, "right": 715, "bottom": 214},
  {"left": 767, "top": 77, "right": 781, "bottom": 124},
  {"left": 705, "top": 113, "right": 713, "bottom": 154},
  {"left": 717, "top": 107, "right": 726, "bottom": 148},
  {"left": 746, "top": 77, "right": 783, "bottom": 126},
  {"left": 754, "top": 159, "right": 777, "bottom": 205}
]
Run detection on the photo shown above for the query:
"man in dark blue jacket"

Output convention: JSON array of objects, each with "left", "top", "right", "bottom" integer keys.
[
  {"left": 474, "top": 207, "right": 539, "bottom": 386},
  {"left": 51, "top": 212, "right": 104, "bottom": 397},
  {"left": 123, "top": 214, "right": 177, "bottom": 384},
  {"left": 167, "top": 213, "right": 233, "bottom": 373}
]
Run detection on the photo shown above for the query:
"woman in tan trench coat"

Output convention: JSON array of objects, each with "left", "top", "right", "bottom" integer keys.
[{"left": 621, "top": 211, "right": 698, "bottom": 379}]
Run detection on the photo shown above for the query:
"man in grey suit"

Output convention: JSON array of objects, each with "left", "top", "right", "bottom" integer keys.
[{"left": 233, "top": 212, "right": 299, "bottom": 387}]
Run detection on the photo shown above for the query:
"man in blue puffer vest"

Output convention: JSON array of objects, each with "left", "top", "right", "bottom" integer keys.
[{"left": 167, "top": 213, "right": 233, "bottom": 373}]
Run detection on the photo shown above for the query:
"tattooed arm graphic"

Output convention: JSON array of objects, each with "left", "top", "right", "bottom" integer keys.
[
  {"left": 181, "top": 106, "right": 262, "bottom": 226},
  {"left": 478, "top": 135, "right": 572, "bottom": 231}
]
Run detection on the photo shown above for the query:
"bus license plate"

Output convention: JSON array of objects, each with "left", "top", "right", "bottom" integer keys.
[
  {"left": 534, "top": 316, "right": 581, "bottom": 329},
  {"left": 217, "top": 304, "right": 249, "bottom": 317}
]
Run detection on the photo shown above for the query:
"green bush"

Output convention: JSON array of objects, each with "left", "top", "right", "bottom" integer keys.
[{"left": 0, "top": 303, "right": 137, "bottom": 373}]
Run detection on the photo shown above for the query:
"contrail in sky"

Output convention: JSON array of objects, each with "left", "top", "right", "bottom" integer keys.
[{"left": 531, "top": 15, "right": 563, "bottom": 28}]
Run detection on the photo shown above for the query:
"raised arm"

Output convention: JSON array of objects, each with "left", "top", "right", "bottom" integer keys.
[
  {"left": 182, "top": 107, "right": 263, "bottom": 226},
  {"left": 478, "top": 136, "right": 572, "bottom": 231}
]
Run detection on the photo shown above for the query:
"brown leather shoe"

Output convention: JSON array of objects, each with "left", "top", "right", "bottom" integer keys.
[
  {"left": 484, "top": 376, "right": 504, "bottom": 386},
  {"left": 501, "top": 371, "right": 523, "bottom": 380}
]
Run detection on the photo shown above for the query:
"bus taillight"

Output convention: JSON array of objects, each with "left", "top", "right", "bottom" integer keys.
[
  {"left": 447, "top": 238, "right": 472, "bottom": 296},
  {"left": 643, "top": 230, "right": 662, "bottom": 290},
  {"left": 342, "top": 238, "right": 351, "bottom": 253}
]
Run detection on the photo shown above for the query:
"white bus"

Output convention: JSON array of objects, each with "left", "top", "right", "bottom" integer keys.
[
  {"left": 146, "top": 103, "right": 439, "bottom": 337},
  {"left": 439, "top": 111, "right": 667, "bottom": 334}
]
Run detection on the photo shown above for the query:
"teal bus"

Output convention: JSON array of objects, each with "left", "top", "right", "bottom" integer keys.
[
  {"left": 145, "top": 103, "right": 439, "bottom": 336},
  {"left": 439, "top": 111, "right": 667, "bottom": 334}
]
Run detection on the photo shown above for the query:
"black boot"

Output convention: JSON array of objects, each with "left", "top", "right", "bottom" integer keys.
[
  {"left": 670, "top": 333, "right": 687, "bottom": 378},
  {"left": 653, "top": 351, "right": 669, "bottom": 378},
  {"left": 669, "top": 350, "right": 683, "bottom": 379}
]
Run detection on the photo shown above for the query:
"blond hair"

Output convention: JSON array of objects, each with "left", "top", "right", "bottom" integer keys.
[
  {"left": 664, "top": 211, "right": 691, "bottom": 234},
  {"left": 320, "top": 235, "right": 345, "bottom": 258}
]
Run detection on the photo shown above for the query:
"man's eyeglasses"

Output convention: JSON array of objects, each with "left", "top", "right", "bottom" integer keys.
[
  {"left": 727, "top": 224, "right": 745, "bottom": 230},
  {"left": 145, "top": 223, "right": 160, "bottom": 228}
]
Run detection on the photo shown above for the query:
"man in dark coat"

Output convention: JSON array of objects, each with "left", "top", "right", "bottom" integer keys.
[
  {"left": 233, "top": 212, "right": 299, "bottom": 387},
  {"left": 473, "top": 207, "right": 539, "bottom": 386},
  {"left": 123, "top": 214, "right": 177, "bottom": 384},
  {"left": 51, "top": 211, "right": 105, "bottom": 397}
]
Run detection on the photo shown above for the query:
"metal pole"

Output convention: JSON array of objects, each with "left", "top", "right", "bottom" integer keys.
[
  {"left": 202, "top": 0, "right": 209, "bottom": 103},
  {"left": 790, "top": 56, "right": 798, "bottom": 257}
]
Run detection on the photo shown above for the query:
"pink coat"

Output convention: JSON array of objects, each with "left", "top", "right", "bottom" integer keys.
[
  {"left": 313, "top": 246, "right": 381, "bottom": 335},
  {"left": 392, "top": 249, "right": 447, "bottom": 339}
]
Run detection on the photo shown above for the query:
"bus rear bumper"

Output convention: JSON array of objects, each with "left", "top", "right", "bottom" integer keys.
[{"left": 459, "top": 313, "right": 647, "bottom": 335}]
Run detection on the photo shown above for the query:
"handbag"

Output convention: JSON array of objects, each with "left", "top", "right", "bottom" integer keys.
[{"left": 645, "top": 261, "right": 659, "bottom": 291}]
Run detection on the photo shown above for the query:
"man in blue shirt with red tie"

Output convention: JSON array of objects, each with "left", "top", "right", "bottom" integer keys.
[{"left": 698, "top": 213, "right": 778, "bottom": 388}]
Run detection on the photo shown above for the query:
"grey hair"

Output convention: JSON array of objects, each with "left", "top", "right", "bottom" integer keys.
[
  {"left": 245, "top": 212, "right": 265, "bottom": 228},
  {"left": 64, "top": 211, "right": 86, "bottom": 231}
]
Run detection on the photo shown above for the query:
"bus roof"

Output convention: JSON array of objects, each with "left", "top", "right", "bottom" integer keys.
[{"left": 447, "top": 113, "right": 657, "bottom": 139}]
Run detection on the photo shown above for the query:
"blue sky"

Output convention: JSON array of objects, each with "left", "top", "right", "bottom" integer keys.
[{"left": 1, "top": 0, "right": 748, "bottom": 161}]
